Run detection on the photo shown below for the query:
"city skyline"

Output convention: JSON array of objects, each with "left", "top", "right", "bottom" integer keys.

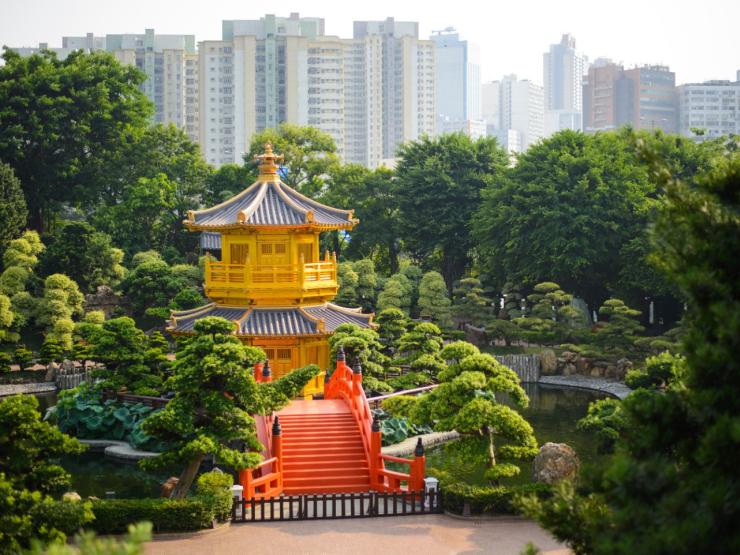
[{"left": 2, "top": 0, "right": 738, "bottom": 86}]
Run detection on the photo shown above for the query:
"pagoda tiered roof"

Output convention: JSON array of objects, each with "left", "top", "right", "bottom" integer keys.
[
  {"left": 185, "top": 143, "right": 355, "bottom": 231},
  {"left": 168, "top": 302, "right": 373, "bottom": 338}
]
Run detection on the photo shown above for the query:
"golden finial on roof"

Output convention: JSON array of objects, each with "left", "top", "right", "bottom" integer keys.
[{"left": 254, "top": 142, "right": 284, "bottom": 182}]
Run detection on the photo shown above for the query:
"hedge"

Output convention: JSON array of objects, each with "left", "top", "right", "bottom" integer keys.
[
  {"left": 441, "top": 481, "right": 552, "bottom": 515},
  {"left": 90, "top": 471, "right": 234, "bottom": 534}
]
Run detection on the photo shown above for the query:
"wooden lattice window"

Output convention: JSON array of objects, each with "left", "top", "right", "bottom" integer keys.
[
  {"left": 260, "top": 243, "right": 273, "bottom": 255},
  {"left": 277, "top": 348, "right": 292, "bottom": 361},
  {"left": 230, "top": 243, "right": 249, "bottom": 265}
]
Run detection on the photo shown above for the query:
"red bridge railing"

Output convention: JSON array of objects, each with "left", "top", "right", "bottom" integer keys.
[{"left": 324, "top": 349, "right": 426, "bottom": 493}]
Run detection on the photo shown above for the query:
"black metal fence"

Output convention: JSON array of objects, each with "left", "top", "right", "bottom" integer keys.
[{"left": 232, "top": 490, "right": 442, "bottom": 522}]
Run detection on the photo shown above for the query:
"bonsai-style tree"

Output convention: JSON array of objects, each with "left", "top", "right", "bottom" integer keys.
[
  {"left": 452, "top": 277, "right": 493, "bottom": 327},
  {"left": 36, "top": 274, "right": 85, "bottom": 350},
  {"left": 513, "top": 282, "right": 582, "bottom": 345},
  {"left": 411, "top": 352, "right": 537, "bottom": 482},
  {"left": 376, "top": 273, "right": 413, "bottom": 314},
  {"left": 593, "top": 298, "right": 644, "bottom": 356},
  {"left": 374, "top": 308, "right": 410, "bottom": 355},
  {"left": 84, "top": 317, "right": 168, "bottom": 395},
  {"left": 328, "top": 323, "right": 389, "bottom": 376},
  {"left": 0, "top": 395, "right": 92, "bottom": 552},
  {"left": 417, "top": 271, "right": 453, "bottom": 327},
  {"left": 334, "top": 262, "right": 359, "bottom": 306},
  {"left": 396, "top": 322, "right": 444, "bottom": 363},
  {"left": 140, "top": 317, "right": 317, "bottom": 498},
  {"left": 0, "top": 395, "right": 86, "bottom": 494}
]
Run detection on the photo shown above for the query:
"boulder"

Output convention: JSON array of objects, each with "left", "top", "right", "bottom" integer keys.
[
  {"left": 62, "top": 491, "right": 82, "bottom": 503},
  {"left": 615, "top": 358, "right": 633, "bottom": 380},
  {"left": 563, "top": 363, "right": 577, "bottom": 376},
  {"left": 533, "top": 442, "right": 580, "bottom": 484},
  {"left": 161, "top": 476, "right": 180, "bottom": 498},
  {"left": 84, "top": 285, "right": 122, "bottom": 318},
  {"left": 539, "top": 349, "right": 557, "bottom": 375},
  {"left": 44, "top": 362, "right": 58, "bottom": 382}
]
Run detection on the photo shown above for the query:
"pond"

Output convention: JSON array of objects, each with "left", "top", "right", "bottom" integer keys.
[
  {"left": 423, "top": 383, "right": 609, "bottom": 486},
  {"left": 34, "top": 383, "right": 608, "bottom": 496}
]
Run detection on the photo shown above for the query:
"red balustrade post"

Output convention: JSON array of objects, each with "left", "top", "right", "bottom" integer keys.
[
  {"left": 412, "top": 438, "right": 426, "bottom": 492},
  {"left": 272, "top": 416, "right": 283, "bottom": 489},
  {"left": 253, "top": 362, "right": 263, "bottom": 383},
  {"left": 240, "top": 468, "right": 254, "bottom": 499},
  {"left": 351, "top": 358, "right": 363, "bottom": 395},
  {"left": 371, "top": 416, "right": 383, "bottom": 491}
]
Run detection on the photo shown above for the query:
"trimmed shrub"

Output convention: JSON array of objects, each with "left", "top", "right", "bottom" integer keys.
[
  {"left": 388, "top": 371, "right": 433, "bottom": 391},
  {"left": 196, "top": 471, "right": 233, "bottom": 523},
  {"left": 441, "top": 480, "right": 552, "bottom": 515},
  {"left": 89, "top": 497, "right": 214, "bottom": 534}
]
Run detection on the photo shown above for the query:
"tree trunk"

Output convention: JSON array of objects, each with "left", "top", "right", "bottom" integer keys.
[
  {"left": 487, "top": 428, "right": 496, "bottom": 469},
  {"left": 388, "top": 240, "right": 399, "bottom": 275},
  {"left": 170, "top": 454, "right": 205, "bottom": 499}
]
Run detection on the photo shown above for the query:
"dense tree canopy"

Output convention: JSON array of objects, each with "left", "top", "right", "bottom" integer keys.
[
  {"left": 39, "top": 221, "right": 125, "bottom": 292},
  {"left": 396, "top": 133, "right": 508, "bottom": 289},
  {"left": 245, "top": 124, "right": 339, "bottom": 196},
  {"left": 0, "top": 161, "right": 27, "bottom": 254},
  {"left": 0, "top": 49, "right": 152, "bottom": 231}
]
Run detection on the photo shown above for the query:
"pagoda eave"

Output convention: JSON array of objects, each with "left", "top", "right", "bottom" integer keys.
[{"left": 184, "top": 221, "right": 357, "bottom": 233}]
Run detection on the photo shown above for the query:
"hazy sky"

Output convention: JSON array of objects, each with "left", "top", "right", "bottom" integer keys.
[{"left": 1, "top": 0, "right": 738, "bottom": 85}]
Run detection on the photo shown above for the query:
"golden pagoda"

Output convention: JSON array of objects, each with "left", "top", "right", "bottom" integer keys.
[{"left": 167, "top": 144, "right": 373, "bottom": 397}]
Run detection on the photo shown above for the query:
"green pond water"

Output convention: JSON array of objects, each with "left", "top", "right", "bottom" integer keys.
[
  {"left": 423, "top": 383, "right": 609, "bottom": 486},
  {"left": 35, "top": 383, "right": 606, "bottom": 496}
]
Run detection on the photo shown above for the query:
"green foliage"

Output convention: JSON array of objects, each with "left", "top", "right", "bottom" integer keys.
[
  {"left": 332, "top": 167, "right": 402, "bottom": 273},
  {"left": 474, "top": 129, "right": 659, "bottom": 306},
  {"left": 396, "top": 133, "right": 508, "bottom": 288},
  {"left": 334, "top": 262, "right": 359, "bottom": 306},
  {"left": 140, "top": 317, "right": 312, "bottom": 498},
  {"left": 28, "top": 521, "right": 152, "bottom": 555},
  {"left": 0, "top": 49, "right": 152, "bottom": 231},
  {"left": 397, "top": 322, "right": 444, "bottom": 361},
  {"left": 376, "top": 273, "right": 412, "bottom": 314},
  {"left": 88, "top": 497, "right": 215, "bottom": 534},
  {"left": 39, "top": 222, "right": 125, "bottom": 292},
  {"left": 245, "top": 124, "right": 339, "bottom": 196},
  {"left": 440, "top": 479, "right": 552, "bottom": 515},
  {"left": 517, "top": 481, "right": 606, "bottom": 555},
  {"left": 352, "top": 259, "right": 378, "bottom": 311},
  {"left": 452, "top": 277, "right": 493, "bottom": 326},
  {"left": 576, "top": 398, "right": 626, "bottom": 454},
  {"left": 485, "top": 319, "right": 524, "bottom": 346},
  {"left": 409, "top": 353, "right": 446, "bottom": 377},
  {"left": 374, "top": 308, "right": 410, "bottom": 354},
  {"left": 92, "top": 125, "right": 209, "bottom": 256},
  {"left": 0, "top": 162, "right": 27, "bottom": 254},
  {"left": 195, "top": 471, "right": 234, "bottom": 523},
  {"left": 624, "top": 351, "right": 685, "bottom": 390},
  {"left": 0, "top": 294, "right": 15, "bottom": 343},
  {"left": 417, "top": 271, "right": 453, "bottom": 327},
  {"left": 37, "top": 274, "right": 85, "bottom": 350},
  {"left": 83, "top": 317, "right": 168, "bottom": 395},
  {"left": 387, "top": 371, "right": 433, "bottom": 391},
  {"left": 0, "top": 352, "right": 11, "bottom": 373},
  {"left": 328, "top": 323, "right": 388, "bottom": 376},
  {"left": 204, "top": 163, "right": 252, "bottom": 205},
  {"left": 0, "top": 231, "right": 44, "bottom": 340},
  {"left": 380, "top": 395, "right": 417, "bottom": 418},
  {"left": 46, "top": 386, "right": 166, "bottom": 451},
  {"left": 0, "top": 394, "right": 86, "bottom": 494},
  {"left": 13, "top": 345, "right": 33, "bottom": 369},
  {"left": 0, "top": 475, "right": 95, "bottom": 555},
  {"left": 361, "top": 376, "right": 393, "bottom": 395},
  {"left": 39, "top": 339, "right": 65, "bottom": 364},
  {"left": 593, "top": 298, "right": 644, "bottom": 356},
  {"left": 121, "top": 255, "right": 201, "bottom": 318},
  {"left": 522, "top": 140, "right": 740, "bottom": 553}
]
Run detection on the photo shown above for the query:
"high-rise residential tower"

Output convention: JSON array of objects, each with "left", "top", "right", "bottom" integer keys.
[
  {"left": 543, "top": 34, "right": 587, "bottom": 135},
  {"left": 430, "top": 28, "right": 481, "bottom": 135},
  {"left": 483, "top": 75, "right": 544, "bottom": 152}
]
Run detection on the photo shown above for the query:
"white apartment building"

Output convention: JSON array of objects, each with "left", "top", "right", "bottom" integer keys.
[
  {"left": 201, "top": 14, "right": 435, "bottom": 168},
  {"left": 543, "top": 34, "right": 587, "bottom": 134},
  {"left": 483, "top": 75, "right": 544, "bottom": 152},
  {"left": 677, "top": 74, "right": 740, "bottom": 141}
]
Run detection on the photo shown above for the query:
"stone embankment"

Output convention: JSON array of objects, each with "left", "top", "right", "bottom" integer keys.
[
  {"left": 0, "top": 382, "right": 57, "bottom": 397},
  {"left": 538, "top": 375, "right": 631, "bottom": 399}
]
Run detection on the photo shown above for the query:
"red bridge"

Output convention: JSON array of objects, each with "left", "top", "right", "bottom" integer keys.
[{"left": 239, "top": 351, "right": 426, "bottom": 498}]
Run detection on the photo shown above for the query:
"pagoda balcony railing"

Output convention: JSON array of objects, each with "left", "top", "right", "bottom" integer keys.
[{"left": 204, "top": 257, "right": 337, "bottom": 293}]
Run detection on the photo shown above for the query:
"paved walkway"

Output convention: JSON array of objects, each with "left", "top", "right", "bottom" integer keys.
[
  {"left": 144, "top": 514, "right": 568, "bottom": 555},
  {"left": 538, "top": 375, "right": 631, "bottom": 399}
]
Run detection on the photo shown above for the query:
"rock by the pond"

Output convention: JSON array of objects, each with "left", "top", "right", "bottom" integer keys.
[
  {"left": 539, "top": 349, "right": 557, "bottom": 375},
  {"left": 44, "top": 362, "right": 58, "bottom": 382},
  {"left": 161, "top": 477, "right": 179, "bottom": 498},
  {"left": 533, "top": 442, "right": 580, "bottom": 484},
  {"left": 62, "top": 491, "right": 82, "bottom": 503}
]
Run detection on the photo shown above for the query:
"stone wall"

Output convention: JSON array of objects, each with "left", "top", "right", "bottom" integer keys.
[{"left": 549, "top": 351, "right": 632, "bottom": 381}]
